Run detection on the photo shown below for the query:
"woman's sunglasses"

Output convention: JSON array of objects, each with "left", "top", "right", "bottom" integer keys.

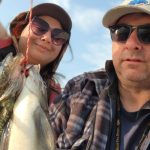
[
  {"left": 109, "top": 24, "right": 150, "bottom": 44},
  {"left": 31, "top": 16, "right": 70, "bottom": 46}
]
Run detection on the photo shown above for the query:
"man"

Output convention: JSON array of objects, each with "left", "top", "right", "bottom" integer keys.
[{"left": 49, "top": 0, "right": 150, "bottom": 149}]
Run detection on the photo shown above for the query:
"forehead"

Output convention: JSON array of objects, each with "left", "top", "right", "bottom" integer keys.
[
  {"left": 38, "top": 16, "right": 62, "bottom": 29},
  {"left": 117, "top": 13, "right": 150, "bottom": 25}
]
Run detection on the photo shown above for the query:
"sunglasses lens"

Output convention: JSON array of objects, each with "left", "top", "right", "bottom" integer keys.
[
  {"left": 31, "top": 17, "right": 69, "bottom": 46},
  {"left": 51, "top": 29, "right": 69, "bottom": 45},
  {"left": 110, "top": 25, "right": 130, "bottom": 42},
  {"left": 31, "top": 17, "right": 49, "bottom": 36},
  {"left": 138, "top": 25, "right": 150, "bottom": 44}
]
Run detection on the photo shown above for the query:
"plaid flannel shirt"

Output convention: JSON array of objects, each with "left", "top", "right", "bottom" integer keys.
[
  {"left": 49, "top": 60, "right": 118, "bottom": 150},
  {"left": 49, "top": 60, "right": 150, "bottom": 149}
]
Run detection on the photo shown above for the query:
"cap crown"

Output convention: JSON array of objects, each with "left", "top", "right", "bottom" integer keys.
[{"left": 102, "top": 0, "right": 150, "bottom": 27}]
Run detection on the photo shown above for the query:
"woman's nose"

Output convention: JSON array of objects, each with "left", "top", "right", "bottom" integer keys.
[{"left": 41, "top": 30, "right": 52, "bottom": 43}]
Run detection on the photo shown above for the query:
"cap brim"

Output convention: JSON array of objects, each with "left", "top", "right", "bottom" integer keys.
[{"left": 102, "top": 5, "right": 150, "bottom": 27}]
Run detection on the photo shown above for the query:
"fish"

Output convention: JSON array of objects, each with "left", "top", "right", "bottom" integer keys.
[
  {"left": 0, "top": 53, "right": 23, "bottom": 139},
  {"left": 0, "top": 53, "right": 55, "bottom": 150}
]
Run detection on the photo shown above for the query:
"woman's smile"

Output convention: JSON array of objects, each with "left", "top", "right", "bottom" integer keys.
[{"left": 35, "top": 43, "right": 50, "bottom": 53}]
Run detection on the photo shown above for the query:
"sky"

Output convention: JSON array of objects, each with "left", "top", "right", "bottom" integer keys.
[{"left": 0, "top": 0, "right": 122, "bottom": 87}]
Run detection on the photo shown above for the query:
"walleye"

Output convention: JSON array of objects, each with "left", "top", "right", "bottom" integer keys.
[
  {"left": 0, "top": 53, "right": 55, "bottom": 150},
  {"left": 0, "top": 53, "right": 23, "bottom": 139}
]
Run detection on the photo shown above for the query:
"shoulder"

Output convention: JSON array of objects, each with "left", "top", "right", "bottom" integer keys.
[
  {"left": 67, "top": 68, "right": 108, "bottom": 85},
  {"left": 62, "top": 68, "right": 110, "bottom": 98},
  {"left": 69, "top": 68, "right": 107, "bottom": 83}
]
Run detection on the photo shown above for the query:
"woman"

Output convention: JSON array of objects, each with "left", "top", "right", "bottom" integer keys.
[
  {"left": 0, "top": 3, "right": 72, "bottom": 149},
  {"left": 7, "top": 3, "right": 72, "bottom": 104}
]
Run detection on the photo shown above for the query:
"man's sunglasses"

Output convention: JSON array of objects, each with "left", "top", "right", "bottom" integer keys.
[
  {"left": 31, "top": 16, "right": 70, "bottom": 46},
  {"left": 109, "top": 24, "right": 150, "bottom": 44}
]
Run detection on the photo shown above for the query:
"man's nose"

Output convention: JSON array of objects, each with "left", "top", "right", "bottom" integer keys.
[{"left": 125, "top": 30, "right": 142, "bottom": 50}]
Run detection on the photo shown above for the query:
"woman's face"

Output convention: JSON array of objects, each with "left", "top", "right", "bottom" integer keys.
[{"left": 18, "top": 16, "right": 64, "bottom": 67}]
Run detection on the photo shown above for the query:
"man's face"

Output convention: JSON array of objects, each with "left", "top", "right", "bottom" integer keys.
[{"left": 112, "top": 14, "right": 150, "bottom": 86}]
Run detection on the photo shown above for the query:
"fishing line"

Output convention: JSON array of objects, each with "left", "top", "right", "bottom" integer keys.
[{"left": 22, "top": 0, "right": 33, "bottom": 76}]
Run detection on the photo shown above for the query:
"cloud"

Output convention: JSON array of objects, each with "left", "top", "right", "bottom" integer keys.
[
  {"left": 47, "top": 0, "right": 110, "bottom": 33},
  {"left": 72, "top": 6, "right": 104, "bottom": 33},
  {"left": 81, "top": 38, "right": 112, "bottom": 68}
]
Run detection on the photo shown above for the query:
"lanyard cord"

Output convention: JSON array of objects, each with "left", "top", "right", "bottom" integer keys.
[
  {"left": 115, "top": 100, "right": 121, "bottom": 150},
  {"left": 21, "top": 0, "right": 33, "bottom": 77},
  {"left": 115, "top": 100, "right": 150, "bottom": 150},
  {"left": 25, "top": 0, "right": 33, "bottom": 64}
]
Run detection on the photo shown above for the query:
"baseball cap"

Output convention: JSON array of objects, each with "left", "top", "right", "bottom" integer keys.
[
  {"left": 102, "top": 0, "right": 150, "bottom": 27},
  {"left": 10, "top": 3, "right": 72, "bottom": 34}
]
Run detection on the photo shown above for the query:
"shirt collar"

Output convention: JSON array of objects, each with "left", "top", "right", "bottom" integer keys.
[
  {"left": 105, "top": 60, "right": 118, "bottom": 84},
  {"left": 142, "top": 101, "right": 150, "bottom": 110}
]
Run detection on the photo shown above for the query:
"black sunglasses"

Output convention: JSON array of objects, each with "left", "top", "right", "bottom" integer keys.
[
  {"left": 31, "top": 16, "right": 70, "bottom": 46},
  {"left": 109, "top": 24, "right": 150, "bottom": 44}
]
